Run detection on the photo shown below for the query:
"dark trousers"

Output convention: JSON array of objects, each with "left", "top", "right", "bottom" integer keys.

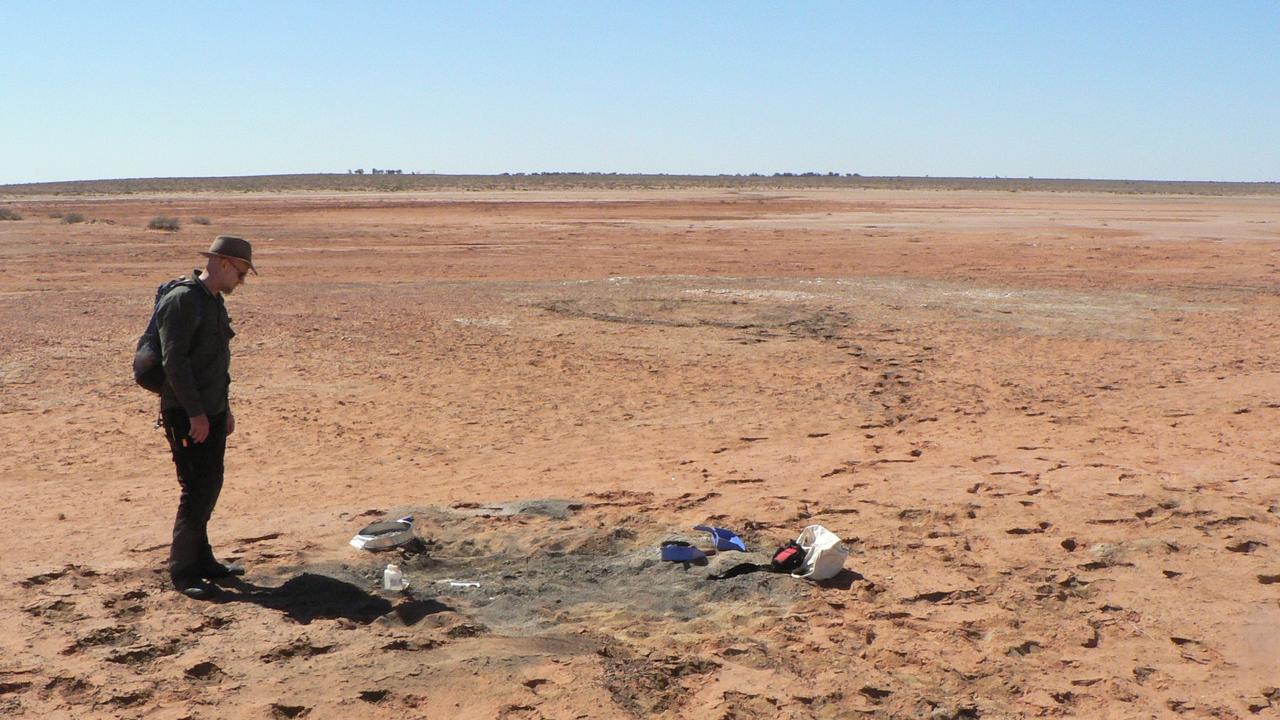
[{"left": 161, "top": 409, "right": 228, "bottom": 584}]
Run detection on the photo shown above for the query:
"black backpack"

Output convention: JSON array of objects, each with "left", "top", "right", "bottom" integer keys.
[{"left": 133, "top": 278, "right": 203, "bottom": 393}]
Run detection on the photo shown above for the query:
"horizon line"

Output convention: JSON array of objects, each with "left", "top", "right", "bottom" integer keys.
[{"left": 3, "top": 171, "right": 1278, "bottom": 190}]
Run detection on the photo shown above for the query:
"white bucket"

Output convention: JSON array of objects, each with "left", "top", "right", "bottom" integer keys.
[{"left": 792, "top": 524, "right": 849, "bottom": 580}]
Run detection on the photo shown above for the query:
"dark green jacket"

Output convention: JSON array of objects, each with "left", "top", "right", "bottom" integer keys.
[{"left": 157, "top": 270, "right": 233, "bottom": 417}]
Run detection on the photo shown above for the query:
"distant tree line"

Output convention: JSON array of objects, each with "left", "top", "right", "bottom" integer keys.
[
  {"left": 342, "top": 169, "right": 864, "bottom": 177},
  {"left": 771, "top": 171, "right": 860, "bottom": 177},
  {"left": 490, "top": 171, "right": 864, "bottom": 177}
]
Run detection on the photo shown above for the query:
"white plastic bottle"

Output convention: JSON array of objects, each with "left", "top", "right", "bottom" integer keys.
[{"left": 383, "top": 563, "right": 404, "bottom": 591}]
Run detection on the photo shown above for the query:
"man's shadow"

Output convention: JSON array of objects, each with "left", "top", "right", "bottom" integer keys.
[{"left": 211, "top": 572, "right": 452, "bottom": 625}]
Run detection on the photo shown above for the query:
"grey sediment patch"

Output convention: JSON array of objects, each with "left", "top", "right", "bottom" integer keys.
[
  {"left": 287, "top": 501, "right": 812, "bottom": 637},
  {"left": 529, "top": 274, "right": 1230, "bottom": 340}
]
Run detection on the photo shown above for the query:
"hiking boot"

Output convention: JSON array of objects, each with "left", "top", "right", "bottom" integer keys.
[
  {"left": 201, "top": 562, "right": 245, "bottom": 579},
  {"left": 175, "top": 579, "right": 220, "bottom": 601}
]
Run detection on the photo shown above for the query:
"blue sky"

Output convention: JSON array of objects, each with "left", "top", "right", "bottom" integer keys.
[{"left": 2, "top": 1, "right": 1277, "bottom": 183}]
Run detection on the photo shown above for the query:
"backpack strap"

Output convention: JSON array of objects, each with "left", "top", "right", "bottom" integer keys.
[{"left": 151, "top": 277, "right": 206, "bottom": 331}]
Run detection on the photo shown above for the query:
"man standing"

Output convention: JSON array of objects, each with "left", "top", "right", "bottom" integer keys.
[{"left": 156, "top": 235, "right": 256, "bottom": 600}]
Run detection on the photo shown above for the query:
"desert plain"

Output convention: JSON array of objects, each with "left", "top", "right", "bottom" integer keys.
[{"left": 1, "top": 177, "right": 1278, "bottom": 718}]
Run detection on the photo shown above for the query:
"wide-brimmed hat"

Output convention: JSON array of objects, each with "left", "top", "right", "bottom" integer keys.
[{"left": 199, "top": 235, "right": 258, "bottom": 275}]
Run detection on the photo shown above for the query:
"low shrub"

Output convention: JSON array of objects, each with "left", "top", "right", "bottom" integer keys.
[
  {"left": 0, "top": 208, "right": 21, "bottom": 221},
  {"left": 62, "top": 213, "right": 85, "bottom": 224},
  {"left": 191, "top": 216, "right": 211, "bottom": 225},
  {"left": 148, "top": 215, "right": 181, "bottom": 231}
]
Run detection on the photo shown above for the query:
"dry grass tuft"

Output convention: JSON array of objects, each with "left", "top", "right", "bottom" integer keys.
[{"left": 148, "top": 216, "right": 181, "bottom": 231}]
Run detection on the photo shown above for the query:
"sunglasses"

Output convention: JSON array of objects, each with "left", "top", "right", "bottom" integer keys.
[{"left": 223, "top": 258, "right": 249, "bottom": 280}]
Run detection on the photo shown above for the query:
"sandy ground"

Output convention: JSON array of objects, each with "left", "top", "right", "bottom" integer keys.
[{"left": 1, "top": 187, "right": 1278, "bottom": 719}]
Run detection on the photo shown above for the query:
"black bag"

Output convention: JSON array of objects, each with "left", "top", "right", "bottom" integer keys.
[
  {"left": 770, "top": 540, "right": 808, "bottom": 573},
  {"left": 132, "top": 278, "right": 202, "bottom": 393}
]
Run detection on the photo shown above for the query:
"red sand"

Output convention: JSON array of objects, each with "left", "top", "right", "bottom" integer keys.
[{"left": 1, "top": 187, "right": 1278, "bottom": 718}]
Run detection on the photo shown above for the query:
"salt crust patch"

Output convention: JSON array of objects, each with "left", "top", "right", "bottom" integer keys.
[
  {"left": 684, "top": 288, "right": 816, "bottom": 302},
  {"left": 453, "top": 316, "right": 511, "bottom": 327}
]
